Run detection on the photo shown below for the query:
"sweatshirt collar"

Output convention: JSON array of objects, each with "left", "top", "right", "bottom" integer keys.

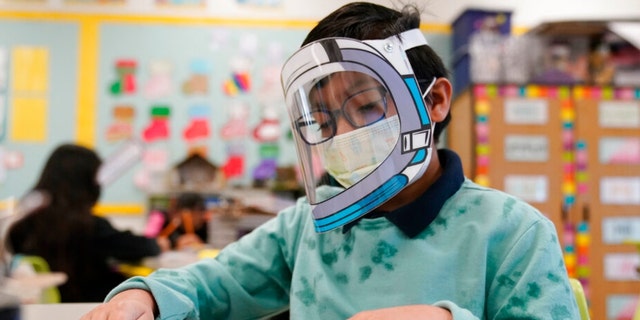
[{"left": 342, "top": 149, "right": 465, "bottom": 238}]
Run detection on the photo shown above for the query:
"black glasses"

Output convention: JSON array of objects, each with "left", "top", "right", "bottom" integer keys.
[{"left": 296, "top": 86, "right": 389, "bottom": 145}]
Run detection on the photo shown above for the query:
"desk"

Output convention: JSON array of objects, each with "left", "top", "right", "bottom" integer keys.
[
  {"left": 118, "top": 248, "right": 220, "bottom": 277},
  {"left": 21, "top": 303, "right": 101, "bottom": 320}
]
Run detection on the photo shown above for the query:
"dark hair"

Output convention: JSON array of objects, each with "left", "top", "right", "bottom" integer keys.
[
  {"left": 6, "top": 143, "right": 102, "bottom": 300},
  {"left": 33, "top": 144, "right": 102, "bottom": 210},
  {"left": 302, "top": 2, "right": 451, "bottom": 142},
  {"left": 175, "top": 192, "right": 205, "bottom": 211}
]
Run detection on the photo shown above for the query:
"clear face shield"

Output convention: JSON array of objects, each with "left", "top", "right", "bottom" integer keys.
[{"left": 281, "top": 29, "right": 436, "bottom": 232}]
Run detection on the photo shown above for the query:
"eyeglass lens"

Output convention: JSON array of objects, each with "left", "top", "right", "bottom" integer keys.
[{"left": 297, "top": 86, "right": 387, "bottom": 145}]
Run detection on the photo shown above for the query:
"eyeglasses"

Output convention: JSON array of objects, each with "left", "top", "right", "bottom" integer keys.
[{"left": 296, "top": 86, "right": 388, "bottom": 145}]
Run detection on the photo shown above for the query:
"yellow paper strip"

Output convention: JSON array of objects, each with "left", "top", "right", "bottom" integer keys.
[
  {"left": 11, "top": 46, "right": 48, "bottom": 94},
  {"left": 10, "top": 97, "right": 47, "bottom": 142}
]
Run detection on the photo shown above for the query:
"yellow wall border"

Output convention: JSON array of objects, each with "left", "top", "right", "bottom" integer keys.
[
  {"left": 93, "top": 203, "right": 145, "bottom": 216},
  {"left": 76, "top": 17, "right": 99, "bottom": 147}
]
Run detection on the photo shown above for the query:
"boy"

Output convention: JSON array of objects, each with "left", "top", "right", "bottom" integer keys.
[{"left": 82, "top": 3, "right": 579, "bottom": 319}]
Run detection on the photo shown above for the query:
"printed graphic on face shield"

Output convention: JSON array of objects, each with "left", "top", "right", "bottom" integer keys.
[
  {"left": 320, "top": 115, "right": 399, "bottom": 187},
  {"left": 295, "top": 72, "right": 394, "bottom": 144}
]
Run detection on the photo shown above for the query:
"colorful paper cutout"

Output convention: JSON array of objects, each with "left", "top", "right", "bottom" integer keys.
[
  {"left": 144, "top": 60, "right": 173, "bottom": 99},
  {"left": 109, "top": 59, "right": 137, "bottom": 95},
  {"left": 182, "top": 59, "right": 211, "bottom": 95},
  {"left": 222, "top": 154, "right": 244, "bottom": 179},
  {"left": 183, "top": 104, "right": 211, "bottom": 142},
  {"left": 2, "top": 148, "right": 23, "bottom": 169},
  {"left": 222, "top": 71, "right": 251, "bottom": 96},
  {"left": 184, "top": 119, "right": 210, "bottom": 141},
  {"left": 253, "top": 118, "right": 280, "bottom": 142},
  {"left": 220, "top": 102, "right": 249, "bottom": 140},
  {"left": 253, "top": 157, "right": 277, "bottom": 181},
  {"left": 105, "top": 104, "right": 135, "bottom": 142},
  {"left": 156, "top": 0, "right": 204, "bottom": 6},
  {"left": 96, "top": 139, "right": 144, "bottom": 186},
  {"left": 142, "top": 105, "right": 170, "bottom": 143}
]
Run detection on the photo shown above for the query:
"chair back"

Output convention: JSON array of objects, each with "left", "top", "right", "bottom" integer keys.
[
  {"left": 11, "top": 254, "right": 61, "bottom": 303},
  {"left": 570, "top": 278, "right": 590, "bottom": 320}
]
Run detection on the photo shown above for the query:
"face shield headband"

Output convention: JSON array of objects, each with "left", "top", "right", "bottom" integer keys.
[{"left": 281, "top": 29, "right": 435, "bottom": 233}]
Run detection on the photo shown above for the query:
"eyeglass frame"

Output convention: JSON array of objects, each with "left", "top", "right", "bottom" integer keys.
[{"left": 295, "top": 85, "right": 390, "bottom": 145}]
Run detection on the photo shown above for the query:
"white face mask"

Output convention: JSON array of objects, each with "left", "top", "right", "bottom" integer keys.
[{"left": 321, "top": 115, "right": 400, "bottom": 188}]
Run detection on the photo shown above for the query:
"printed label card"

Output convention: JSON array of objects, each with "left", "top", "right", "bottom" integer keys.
[
  {"left": 602, "top": 217, "right": 640, "bottom": 244},
  {"left": 599, "top": 137, "right": 640, "bottom": 165},
  {"left": 599, "top": 101, "right": 640, "bottom": 128},
  {"left": 600, "top": 176, "right": 640, "bottom": 205},
  {"left": 504, "top": 135, "right": 549, "bottom": 162},
  {"left": 604, "top": 253, "right": 640, "bottom": 281},
  {"left": 504, "top": 98, "right": 548, "bottom": 125},
  {"left": 504, "top": 175, "right": 548, "bottom": 203}
]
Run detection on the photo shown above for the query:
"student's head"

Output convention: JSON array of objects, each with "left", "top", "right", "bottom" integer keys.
[
  {"left": 34, "top": 143, "right": 102, "bottom": 211},
  {"left": 302, "top": 2, "right": 451, "bottom": 142},
  {"left": 175, "top": 193, "right": 209, "bottom": 228},
  {"left": 281, "top": 2, "right": 452, "bottom": 232}
]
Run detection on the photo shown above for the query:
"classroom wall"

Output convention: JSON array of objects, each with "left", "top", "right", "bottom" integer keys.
[
  {"left": 0, "top": 2, "right": 453, "bottom": 215},
  {"left": 2, "top": 0, "right": 640, "bottom": 29},
  {"left": 0, "top": 0, "right": 638, "bottom": 215}
]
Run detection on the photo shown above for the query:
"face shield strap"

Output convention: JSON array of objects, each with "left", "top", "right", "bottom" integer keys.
[{"left": 362, "top": 29, "right": 428, "bottom": 76}]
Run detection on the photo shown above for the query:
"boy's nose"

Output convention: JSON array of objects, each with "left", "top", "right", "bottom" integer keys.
[{"left": 334, "top": 116, "right": 355, "bottom": 136}]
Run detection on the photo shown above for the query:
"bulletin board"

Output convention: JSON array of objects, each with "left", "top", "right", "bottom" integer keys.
[
  {"left": 572, "top": 86, "right": 640, "bottom": 320},
  {"left": 0, "top": 13, "right": 454, "bottom": 211},
  {"left": 450, "top": 84, "right": 640, "bottom": 320},
  {"left": 96, "top": 23, "right": 306, "bottom": 203},
  {"left": 458, "top": 85, "right": 567, "bottom": 230}
]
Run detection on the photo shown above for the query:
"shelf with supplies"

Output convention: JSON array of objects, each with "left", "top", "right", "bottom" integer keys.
[{"left": 147, "top": 188, "right": 296, "bottom": 249}]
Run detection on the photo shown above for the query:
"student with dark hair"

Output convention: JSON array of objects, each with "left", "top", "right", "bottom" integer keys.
[
  {"left": 156, "top": 192, "right": 210, "bottom": 250},
  {"left": 82, "top": 3, "right": 579, "bottom": 319},
  {"left": 6, "top": 144, "right": 164, "bottom": 302}
]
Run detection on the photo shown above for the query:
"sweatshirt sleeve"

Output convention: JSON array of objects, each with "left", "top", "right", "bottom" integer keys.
[
  {"left": 105, "top": 205, "right": 301, "bottom": 320},
  {"left": 486, "top": 216, "right": 580, "bottom": 319}
]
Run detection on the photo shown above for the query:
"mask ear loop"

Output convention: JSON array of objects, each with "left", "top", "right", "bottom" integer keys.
[{"left": 421, "top": 77, "right": 437, "bottom": 100}]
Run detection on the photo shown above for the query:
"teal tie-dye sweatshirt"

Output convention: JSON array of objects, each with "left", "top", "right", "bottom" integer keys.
[{"left": 107, "top": 178, "right": 579, "bottom": 319}]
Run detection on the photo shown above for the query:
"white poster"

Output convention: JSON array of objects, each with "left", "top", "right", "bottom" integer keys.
[
  {"left": 504, "top": 175, "right": 548, "bottom": 203},
  {"left": 599, "top": 137, "right": 640, "bottom": 165},
  {"left": 504, "top": 98, "right": 548, "bottom": 125},
  {"left": 599, "top": 101, "right": 640, "bottom": 128},
  {"left": 504, "top": 135, "right": 549, "bottom": 162},
  {"left": 602, "top": 217, "right": 640, "bottom": 244},
  {"left": 600, "top": 177, "right": 640, "bottom": 205},
  {"left": 604, "top": 253, "right": 640, "bottom": 281},
  {"left": 0, "top": 47, "right": 7, "bottom": 91}
]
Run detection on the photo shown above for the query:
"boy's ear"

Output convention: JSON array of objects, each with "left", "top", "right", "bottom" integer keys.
[{"left": 428, "top": 78, "right": 452, "bottom": 123}]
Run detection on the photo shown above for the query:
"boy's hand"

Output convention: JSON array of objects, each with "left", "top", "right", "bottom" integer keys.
[
  {"left": 349, "top": 305, "right": 453, "bottom": 320},
  {"left": 80, "top": 289, "right": 157, "bottom": 320},
  {"left": 175, "top": 233, "right": 204, "bottom": 250}
]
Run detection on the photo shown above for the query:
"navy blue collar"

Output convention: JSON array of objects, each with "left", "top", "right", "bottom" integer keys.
[{"left": 342, "top": 149, "right": 465, "bottom": 238}]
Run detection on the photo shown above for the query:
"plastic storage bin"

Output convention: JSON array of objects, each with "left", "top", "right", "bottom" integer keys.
[{"left": 452, "top": 8, "right": 512, "bottom": 96}]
